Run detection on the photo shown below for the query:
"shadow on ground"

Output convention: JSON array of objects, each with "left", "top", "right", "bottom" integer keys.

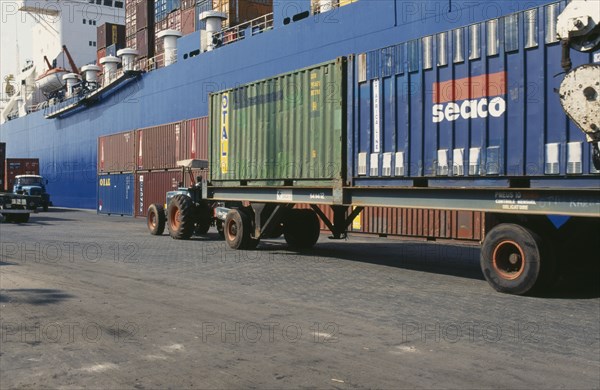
[{"left": 0, "top": 289, "right": 74, "bottom": 306}]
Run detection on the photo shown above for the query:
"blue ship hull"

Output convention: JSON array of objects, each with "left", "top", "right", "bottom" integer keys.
[{"left": 0, "top": 0, "right": 586, "bottom": 209}]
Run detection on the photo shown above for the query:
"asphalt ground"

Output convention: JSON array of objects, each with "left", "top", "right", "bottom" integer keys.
[{"left": 0, "top": 209, "right": 599, "bottom": 389}]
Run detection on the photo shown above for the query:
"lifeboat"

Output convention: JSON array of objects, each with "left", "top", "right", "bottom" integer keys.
[{"left": 35, "top": 68, "right": 69, "bottom": 95}]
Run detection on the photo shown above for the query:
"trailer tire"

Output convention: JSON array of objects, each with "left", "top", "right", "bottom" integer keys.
[
  {"left": 167, "top": 195, "right": 195, "bottom": 240},
  {"left": 194, "top": 202, "right": 212, "bottom": 236},
  {"left": 481, "top": 223, "right": 554, "bottom": 295},
  {"left": 147, "top": 204, "right": 166, "bottom": 235},
  {"left": 224, "top": 209, "right": 258, "bottom": 249},
  {"left": 284, "top": 209, "right": 320, "bottom": 249},
  {"left": 19, "top": 213, "right": 30, "bottom": 223}
]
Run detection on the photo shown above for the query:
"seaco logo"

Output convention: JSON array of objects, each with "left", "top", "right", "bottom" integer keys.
[{"left": 432, "top": 71, "right": 506, "bottom": 123}]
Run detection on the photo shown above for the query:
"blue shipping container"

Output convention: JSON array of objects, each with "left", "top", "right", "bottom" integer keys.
[
  {"left": 351, "top": 2, "right": 599, "bottom": 188},
  {"left": 97, "top": 173, "right": 134, "bottom": 216}
]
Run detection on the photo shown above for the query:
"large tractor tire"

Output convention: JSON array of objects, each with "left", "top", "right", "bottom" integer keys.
[
  {"left": 481, "top": 224, "right": 556, "bottom": 295},
  {"left": 283, "top": 209, "right": 321, "bottom": 249},
  {"left": 194, "top": 202, "right": 212, "bottom": 236},
  {"left": 147, "top": 204, "right": 166, "bottom": 235},
  {"left": 224, "top": 209, "right": 259, "bottom": 249},
  {"left": 167, "top": 195, "right": 195, "bottom": 240}
]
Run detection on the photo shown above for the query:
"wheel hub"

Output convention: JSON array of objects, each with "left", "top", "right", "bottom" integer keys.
[{"left": 492, "top": 240, "right": 526, "bottom": 280}]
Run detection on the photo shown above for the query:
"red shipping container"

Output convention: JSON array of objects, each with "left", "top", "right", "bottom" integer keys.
[
  {"left": 135, "top": 168, "right": 208, "bottom": 217},
  {"left": 97, "top": 48, "right": 107, "bottom": 66},
  {"left": 136, "top": 0, "right": 154, "bottom": 31},
  {"left": 136, "top": 28, "right": 154, "bottom": 58},
  {"left": 181, "top": 7, "right": 196, "bottom": 36},
  {"left": 179, "top": 117, "right": 209, "bottom": 162},
  {"left": 136, "top": 122, "right": 182, "bottom": 171},
  {"left": 0, "top": 142, "right": 6, "bottom": 191},
  {"left": 98, "top": 131, "right": 136, "bottom": 173},
  {"left": 4, "top": 158, "right": 40, "bottom": 192}
]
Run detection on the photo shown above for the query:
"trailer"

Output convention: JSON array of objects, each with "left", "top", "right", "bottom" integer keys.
[{"left": 152, "top": 0, "right": 600, "bottom": 295}]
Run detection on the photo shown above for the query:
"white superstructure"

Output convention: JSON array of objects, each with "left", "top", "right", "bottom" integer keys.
[{"left": 20, "top": 0, "right": 125, "bottom": 69}]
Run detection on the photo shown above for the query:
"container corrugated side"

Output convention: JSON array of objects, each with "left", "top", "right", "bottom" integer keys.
[
  {"left": 210, "top": 58, "right": 347, "bottom": 184},
  {"left": 0, "top": 142, "right": 6, "bottom": 191},
  {"left": 98, "top": 173, "right": 134, "bottom": 216},
  {"left": 4, "top": 158, "right": 39, "bottom": 192},
  {"left": 98, "top": 131, "right": 136, "bottom": 173},
  {"left": 136, "top": 122, "right": 182, "bottom": 171},
  {"left": 181, "top": 7, "right": 196, "bottom": 36},
  {"left": 352, "top": 4, "right": 598, "bottom": 186},
  {"left": 136, "top": 0, "right": 153, "bottom": 31},
  {"left": 179, "top": 117, "right": 209, "bottom": 162},
  {"left": 358, "top": 208, "right": 483, "bottom": 241},
  {"left": 135, "top": 169, "right": 208, "bottom": 217}
]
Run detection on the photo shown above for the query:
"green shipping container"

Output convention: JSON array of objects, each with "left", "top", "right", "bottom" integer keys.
[{"left": 209, "top": 57, "right": 347, "bottom": 185}]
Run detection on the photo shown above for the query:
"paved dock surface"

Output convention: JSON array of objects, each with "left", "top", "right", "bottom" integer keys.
[{"left": 1, "top": 209, "right": 599, "bottom": 389}]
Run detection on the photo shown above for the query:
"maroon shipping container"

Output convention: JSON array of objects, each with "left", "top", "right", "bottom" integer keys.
[
  {"left": 136, "top": 28, "right": 154, "bottom": 58},
  {"left": 97, "top": 48, "right": 107, "bottom": 66},
  {"left": 4, "top": 158, "right": 40, "bottom": 192},
  {"left": 358, "top": 208, "right": 483, "bottom": 241},
  {"left": 0, "top": 142, "right": 6, "bottom": 191},
  {"left": 135, "top": 168, "right": 208, "bottom": 217},
  {"left": 179, "top": 117, "right": 209, "bottom": 162},
  {"left": 136, "top": 122, "right": 182, "bottom": 170},
  {"left": 98, "top": 131, "right": 136, "bottom": 173},
  {"left": 136, "top": 0, "right": 154, "bottom": 31},
  {"left": 97, "top": 23, "right": 126, "bottom": 50},
  {"left": 181, "top": 0, "right": 196, "bottom": 10},
  {"left": 181, "top": 7, "right": 196, "bottom": 36}
]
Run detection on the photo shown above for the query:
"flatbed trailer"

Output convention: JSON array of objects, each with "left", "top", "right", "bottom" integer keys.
[{"left": 151, "top": 0, "right": 600, "bottom": 295}]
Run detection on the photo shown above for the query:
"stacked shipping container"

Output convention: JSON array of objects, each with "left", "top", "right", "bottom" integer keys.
[
  {"left": 125, "top": 0, "right": 155, "bottom": 62},
  {"left": 0, "top": 143, "right": 5, "bottom": 192},
  {"left": 3, "top": 159, "right": 40, "bottom": 192},
  {"left": 96, "top": 23, "right": 126, "bottom": 65},
  {"left": 98, "top": 117, "right": 209, "bottom": 217},
  {"left": 97, "top": 117, "right": 482, "bottom": 240}
]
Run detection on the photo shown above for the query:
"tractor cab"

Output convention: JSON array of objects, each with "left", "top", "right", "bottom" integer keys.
[{"left": 13, "top": 175, "right": 52, "bottom": 211}]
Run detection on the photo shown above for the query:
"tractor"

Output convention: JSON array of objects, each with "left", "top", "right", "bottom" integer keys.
[{"left": 146, "top": 159, "right": 225, "bottom": 239}]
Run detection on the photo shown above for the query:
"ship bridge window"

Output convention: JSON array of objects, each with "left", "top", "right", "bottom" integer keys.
[
  {"left": 83, "top": 18, "right": 86, "bottom": 24},
  {"left": 104, "top": 0, "right": 113, "bottom": 6},
  {"left": 115, "top": 1, "right": 123, "bottom": 8}
]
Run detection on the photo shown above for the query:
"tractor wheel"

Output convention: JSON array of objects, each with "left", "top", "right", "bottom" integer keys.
[
  {"left": 481, "top": 224, "right": 555, "bottom": 295},
  {"left": 147, "top": 204, "right": 166, "bottom": 235},
  {"left": 167, "top": 195, "right": 195, "bottom": 240},
  {"left": 194, "top": 202, "right": 212, "bottom": 236},
  {"left": 224, "top": 209, "right": 258, "bottom": 249},
  {"left": 283, "top": 209, "right": 321, "bottom": 249}
]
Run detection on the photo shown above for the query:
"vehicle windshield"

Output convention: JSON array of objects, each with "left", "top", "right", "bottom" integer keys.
[{"left": 17, "top": 177, "right": 43, "bottom": 186}]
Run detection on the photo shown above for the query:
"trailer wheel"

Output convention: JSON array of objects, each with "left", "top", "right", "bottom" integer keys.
[
  {"left": 167, "top": 195, "right": 195, "bottom": 240},
  {"left": 194, "top": 202, "right": 212, "bottom": 236},
  {"left": 284, "top": 209, "right": 321, "bottom": 249},
  {"left": 147, "top": 204, "right": 166, "bottom": 235},
  {"left": 224, "top": 209, "right": 258, "bottom": 249},
  {"left": 19, "top": 213, "right": 30, "bottom": 223},
  {"left": 481, "top": 223, "right": 554, "bottom": 295}
]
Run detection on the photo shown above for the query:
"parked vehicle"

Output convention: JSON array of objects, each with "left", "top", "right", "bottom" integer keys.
[
  {"left": 0, "top": 143, "right": 39, "bottom": 222},
  {"left": 13, "top": 175, "right": 52, "bottom": 211}
]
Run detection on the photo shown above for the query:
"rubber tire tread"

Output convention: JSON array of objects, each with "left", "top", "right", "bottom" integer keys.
[
  {"left": 481, "top": 223, "right": 553, "bottom": 295},
  {"left": 284, "top": 209, "right": 321, "bottom": 249},
  {"left": 147, "top": 204, "right": 166, "bottom": 235},
  {"left": 167, "top": 195, "right": 195, "bottom": 240}
]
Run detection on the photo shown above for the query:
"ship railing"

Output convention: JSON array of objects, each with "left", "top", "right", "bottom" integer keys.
[
  {"left": 213, "top": 13, "right": 274, "bottom": 47},
  {"left": 134, "top": 50, "right": 172, "bottom": 72}
]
